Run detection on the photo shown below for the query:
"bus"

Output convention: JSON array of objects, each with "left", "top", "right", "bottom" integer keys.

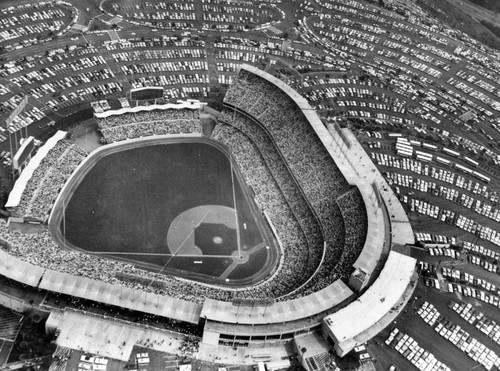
[
  {"left": 442, "top": 147, "right": 460, "bottom": 157},
  {"left": 397, "top": 148, "right": 412, "bottom": 157},
  {"left": 473, "top": 171, "right": 490, "bottom": 184},
  {"left": 455, "top": 163, "right": 473, "bottom": 174},
  {"left": 266, "top": 360, "right": 291, "bottom": 371},
  {"left": 416, "top": 153, "right": 432, "bottom": 162},
  {"left": 415, "top": 150, "right": 432, "bottom": 158},
  {"left": 436, "top": 156, "right": 451, "bottom": 165},
  {"left": 396, "top": 143, "right": 413, "bottom": 152},
  {"left": 422, "top": 143, "right": 438, "bottom": 151},
  {"left": 463, "top": 156, "right": 479, "bottom": 167}
]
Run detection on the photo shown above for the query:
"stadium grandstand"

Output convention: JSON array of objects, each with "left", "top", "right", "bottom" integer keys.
[{"left": 0, "top": 64, "right": 415, "bottom": 358}]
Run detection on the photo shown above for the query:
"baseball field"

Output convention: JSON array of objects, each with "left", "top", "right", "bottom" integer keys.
[{"left": 49, "top": 136, "right": 278, "bottom": 286}]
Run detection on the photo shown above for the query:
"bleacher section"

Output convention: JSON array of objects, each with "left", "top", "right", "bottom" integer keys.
[{"left": 97, "top": 109, "right": 202, "bottom": 143}]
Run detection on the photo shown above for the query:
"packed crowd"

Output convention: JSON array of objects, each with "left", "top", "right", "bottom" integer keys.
[
  {"left": 97, "top": 109, "right": 202, "bottom": 143},
  {"left": 1, "top": 72, "right": 368, "bottom": 306},
  {"left": 223, "top": 69, "right": 368, "bottom": 290},
  {"left": 0, "top": 103, "right": 336, "bottom": 305},
  {"left": 0, "top": 209, "right": 323, "bottom": 304},
  {"left": 0, "top": 220, "right": 256, "bottom": 304},
  {"left": 336, "top": 188, "right": 368, "bottom": 271},
  {"left": 211, "top": 122, "right": 317, "bottom": 297},
  {"left": 13, "top": 139, "right": 87, "bottom": 221}
]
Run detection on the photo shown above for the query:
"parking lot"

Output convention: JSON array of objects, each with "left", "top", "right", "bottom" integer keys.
[{"left": 1, "top": 0, "right": 500, "bottom": 370}]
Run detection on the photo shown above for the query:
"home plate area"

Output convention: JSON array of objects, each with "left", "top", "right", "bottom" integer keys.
[{"left": 167, "top": 205, "right": 241, "bottom": 259}]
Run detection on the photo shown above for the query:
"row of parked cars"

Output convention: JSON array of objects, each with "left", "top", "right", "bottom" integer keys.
[
  {"left": 418, "top": 302, "right": 499, "bottom": 370},
  {"left": 385, "top": 328, "right": 450, "bottom": 371}
]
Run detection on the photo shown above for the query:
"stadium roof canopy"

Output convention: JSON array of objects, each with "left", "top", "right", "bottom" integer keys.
[
  {"left": 0, "top": 250, "right": 45, "bottom": 287},
  {"left": 200, "top": 279, "right": 353, "bottom": 325},
  {"left": 6, "top": 130, "right": 67, "bottom": 208},
  {"left": 47, "top": 310, "right": 181, "bottom": 361},
  {"left": 37, "top": 269, "right": 203, "bottom": 324},
  {"left": 323, "top": 252, "right": 416, "bottom": 353},
  {"left": 0, "top": 248, "right": 202, "bottom": 324}
]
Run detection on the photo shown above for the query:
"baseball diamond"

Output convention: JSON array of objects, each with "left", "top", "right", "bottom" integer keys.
[{"left": 49, "top": 136, "right": 279, "bottom": 286}]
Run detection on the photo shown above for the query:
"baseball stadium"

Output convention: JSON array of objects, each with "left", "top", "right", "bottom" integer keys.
[{"left": 1, "top": 65, "right": 416, "bottom": 363}]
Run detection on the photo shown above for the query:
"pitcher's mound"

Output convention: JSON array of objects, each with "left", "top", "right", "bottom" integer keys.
[{"left": 167, "top": 205, "right": 238, "bottom": 257}]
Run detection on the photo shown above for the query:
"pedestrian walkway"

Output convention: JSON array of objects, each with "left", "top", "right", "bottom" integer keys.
[
  {"left": 0, "top": 306, "right": 23, "bottom": 341},
  {"left": 50, "top": 311, "right": 191, "bottom": 362},
  {"left": 47, "top": 309, "right": 293, "bottom": 367},
  {"left": 48, "top": 346, "right": 72, "bottom": 371},
  {"left": 164, "top": 355, "right": 179, "bottom": 371},
  {"left": 204, "top": 36, "right": 221, "bottom": 94},
  {"left": 196, "top": 342, "right": 291, "bottom": 366},
  {"left": 107, "top": 29, "right": 121, "bottom": 42}
]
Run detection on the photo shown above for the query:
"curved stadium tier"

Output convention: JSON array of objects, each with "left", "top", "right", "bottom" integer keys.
[{"left": 1, "top": 65, "right": 416, "bottom": 354}]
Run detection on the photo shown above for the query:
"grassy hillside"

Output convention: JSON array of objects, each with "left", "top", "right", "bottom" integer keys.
[
  {"left": 416, "top": 0, "right": 500, "bottom": 50},
  {"left": 467, "top": 0, "right": 500, "bottom": 13}
]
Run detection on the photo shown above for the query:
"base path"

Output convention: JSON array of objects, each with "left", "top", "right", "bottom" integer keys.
[{"left": 167, "top": 205, "right": 238, "bottom": 257}]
